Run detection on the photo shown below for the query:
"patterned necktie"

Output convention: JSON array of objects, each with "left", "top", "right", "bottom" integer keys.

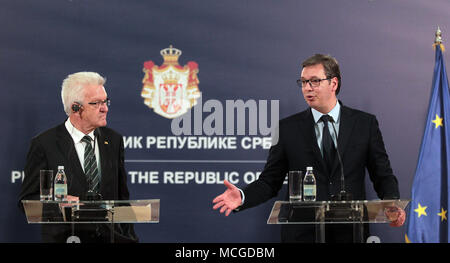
[
  {"left": 320, "top": 115, "right": 336, "bottom": 173},
  {"left": 81, "top": 135, "right": 100, "bottom": 192}
]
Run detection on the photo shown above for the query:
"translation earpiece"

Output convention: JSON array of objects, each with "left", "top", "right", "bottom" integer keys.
[{"left": 71, "top": 102, "right": 82, "bottom": 113}]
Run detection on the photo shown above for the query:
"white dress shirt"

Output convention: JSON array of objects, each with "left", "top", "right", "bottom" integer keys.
[{"left": 65, "top": 118, "right": 101, "bottom": 175}]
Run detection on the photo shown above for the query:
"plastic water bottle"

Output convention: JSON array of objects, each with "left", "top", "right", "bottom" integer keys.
[
  {"left": 303, "top": 167, "right": 316, "bottom": 201},
  {"left": 54, "top": 166, "right": 67, "bottom": 201}
]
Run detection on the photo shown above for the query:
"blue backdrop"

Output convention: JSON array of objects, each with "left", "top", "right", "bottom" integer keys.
[{"left": 1, "top": 0, "right": 448, "bottom": 243}]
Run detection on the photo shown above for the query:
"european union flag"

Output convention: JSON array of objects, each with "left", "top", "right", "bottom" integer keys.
[{"left": 406, "top": 44, "right": 450, "bottom": 243}]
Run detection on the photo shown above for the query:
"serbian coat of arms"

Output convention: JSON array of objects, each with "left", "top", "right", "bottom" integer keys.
[{"left": 141, "top": 45, "right": 201, "bottom": 119}]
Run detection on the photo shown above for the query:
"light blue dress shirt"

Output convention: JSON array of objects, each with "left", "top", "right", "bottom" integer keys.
[
  {"left": 311, "top": 101, "right": 341, "bottom": 156},
  {"left": 238, "top": 101, "right": 341, "bottom": 207}
]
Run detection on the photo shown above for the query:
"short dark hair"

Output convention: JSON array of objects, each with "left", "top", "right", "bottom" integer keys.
[{"left": 301, "top": 54, "right": 341, "bottom": 95}]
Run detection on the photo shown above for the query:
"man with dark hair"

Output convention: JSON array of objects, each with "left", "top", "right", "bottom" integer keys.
[
  {"left": 212, "top": 54, "right": 405, "bottom": 242},
  {"left": 302, "top": 54, "right": 342, "bottom": 95}
]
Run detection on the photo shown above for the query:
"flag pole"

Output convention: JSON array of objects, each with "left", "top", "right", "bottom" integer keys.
[
  {"left": 433, "top": 26, "right": 445, "bottom": 52},
  {"left": 405, "top": 27, "right": 450, "bottom": 243}
]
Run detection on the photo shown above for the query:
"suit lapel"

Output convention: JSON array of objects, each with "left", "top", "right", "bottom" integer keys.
[
  {"left": 55, "top": 124, "right": 87, "bottom": 193},
  {"left": 300, "top": 109, "right": 328, "bottom": 173},
  {"left": 330, "top": 105, "right": 356, "bottom": 177},
  {"left": 96, "top": 128, "right": 112, "bottom": 195}
]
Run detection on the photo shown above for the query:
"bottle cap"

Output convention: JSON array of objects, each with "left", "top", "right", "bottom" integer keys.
[{"left": 58, "top": 166, "right": 64, "bottom": 169}]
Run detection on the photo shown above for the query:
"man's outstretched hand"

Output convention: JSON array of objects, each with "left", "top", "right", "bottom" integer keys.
[{"left": 212, "top": 180, "right": 242, "bottom": 216}]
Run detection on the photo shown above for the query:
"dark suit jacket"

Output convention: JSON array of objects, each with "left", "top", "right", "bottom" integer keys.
[
  {"left": 240, "top": 104, "right": 400, "bottom": 242},
  {"left": 18, "top": 122, "right": 138, "bottom": 243}
]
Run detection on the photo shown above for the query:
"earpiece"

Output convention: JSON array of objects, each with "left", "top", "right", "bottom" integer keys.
[{"left": 72, "top": 102, "right": 82, "bottom": 113}]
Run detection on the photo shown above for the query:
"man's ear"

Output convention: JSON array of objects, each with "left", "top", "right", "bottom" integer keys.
[{"left": 331, "top": 77, "right": 339, "bottom": 93}]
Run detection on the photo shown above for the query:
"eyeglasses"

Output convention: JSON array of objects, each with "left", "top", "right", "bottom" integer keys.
[
  {"left": 297, "top": 78, "right": 332, "bottom": 88},
  {"left": 88, "top": 98, "right": 110, "bottom": 108}
]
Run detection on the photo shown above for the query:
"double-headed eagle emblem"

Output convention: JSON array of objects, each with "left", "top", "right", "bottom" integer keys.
[{"left": 141, "top": 45, "right": 201, "bottom": 119}]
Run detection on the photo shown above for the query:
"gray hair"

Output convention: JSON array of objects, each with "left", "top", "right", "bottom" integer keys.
[{"left": 61, "top": 72, "right": 106, "bottom": 116}]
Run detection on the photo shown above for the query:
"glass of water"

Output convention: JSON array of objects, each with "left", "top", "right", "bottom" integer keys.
[
  {"left": 40, "top": 170, "right": 53, "bottom": 201},
  {"left": 288, "top": 170, "right": 303, "bottom": 202}
]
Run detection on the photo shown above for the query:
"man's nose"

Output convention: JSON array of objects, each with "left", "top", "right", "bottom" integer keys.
[
  {"left": 303, "top": 84, "right": 314, "bottom": 91},
  {"left": 100, "top": 104, "right": 108, "bottom": 112}
]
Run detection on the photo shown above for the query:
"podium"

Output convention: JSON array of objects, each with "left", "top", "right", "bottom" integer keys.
[
  {"left": 267, "top": 199, "right": 409, "bottom": 243},
  {"left": 22, "top": 199, "right": 159, "bottom": 243}
]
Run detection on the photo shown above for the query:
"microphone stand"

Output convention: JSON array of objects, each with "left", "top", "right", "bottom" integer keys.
[{"left": 330, "top": 120, "right": 352, "bottom": 201}]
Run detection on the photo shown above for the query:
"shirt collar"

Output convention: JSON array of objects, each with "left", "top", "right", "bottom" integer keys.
[
  {"left": 65, "top": 118, "right": 95, "bottom": 143},
  {"left": 311, "top": 100, "right": 341, "bottom": 124}
]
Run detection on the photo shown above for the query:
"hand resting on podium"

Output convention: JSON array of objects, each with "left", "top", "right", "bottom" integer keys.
[
  {"left": 385, "top": 206, "right": 406, "bottom": 227},
  {"left": 58, "top": 195, "right": 79, "bottom": 208},
  {"left": 212, "top": 180, "right": 406, "bottom": 228}
]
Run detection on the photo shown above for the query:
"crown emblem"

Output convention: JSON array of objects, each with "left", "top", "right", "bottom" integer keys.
[
  {"left": 162, "top": 71, "right": 180, "bottom": 84},
  {"left": 160, "top": 45, "right": 182, "bottom": 65}
]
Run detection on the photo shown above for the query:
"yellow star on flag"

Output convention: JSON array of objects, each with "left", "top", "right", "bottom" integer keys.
[
  {"left": 414, "top": 203, "right": 427, "bottom": 218},
  {"left": 438, "top": 208, "right": 447, "bottom": 222},
  {"left": 431, "top": 114, "right": 443, "bottom": 128}
]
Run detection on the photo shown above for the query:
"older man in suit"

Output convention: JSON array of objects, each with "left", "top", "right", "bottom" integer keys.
[
  {"left": 19, "top": 72, "right": 137, "bottom": 243},
  {"left": 212, "top": 54, "right": 405, "bottom": 242}
]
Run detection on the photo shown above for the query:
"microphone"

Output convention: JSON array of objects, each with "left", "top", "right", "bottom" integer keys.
[{"left": 329, "top": 118, "right": 352, "bottom": 201}]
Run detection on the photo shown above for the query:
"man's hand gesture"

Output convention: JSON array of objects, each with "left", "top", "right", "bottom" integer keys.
[{"left": 212, "top": 180, "right": 242, "bottom": 216}]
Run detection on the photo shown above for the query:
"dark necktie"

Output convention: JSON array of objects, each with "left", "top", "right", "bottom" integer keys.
[
  {"left": 320, "top": 115, "right": 336, "bottom": 173},
  {"left": 81, "top": 136, "right": 100, "bottom": 192}
]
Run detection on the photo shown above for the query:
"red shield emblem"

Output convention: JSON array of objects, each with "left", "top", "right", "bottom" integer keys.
[{"left": 160, "top": 83, "right": 183, "bottom": 114}]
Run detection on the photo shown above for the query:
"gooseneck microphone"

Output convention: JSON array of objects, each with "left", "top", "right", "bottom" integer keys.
[{"left": 330, "top": 119, "right": 352, "bottom": 201}]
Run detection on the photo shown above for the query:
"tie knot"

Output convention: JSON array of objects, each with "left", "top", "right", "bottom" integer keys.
[
  {"left": 320, "top": 115, "right": 333, "bottom": 124},
  {"left": 81, "top": 136, "right": 92, "bottom": 144}
]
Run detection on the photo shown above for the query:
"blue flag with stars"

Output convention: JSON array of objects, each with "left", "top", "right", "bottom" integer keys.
[{"left": 406, "top": 44, "right": 450, "bottom": 243}]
